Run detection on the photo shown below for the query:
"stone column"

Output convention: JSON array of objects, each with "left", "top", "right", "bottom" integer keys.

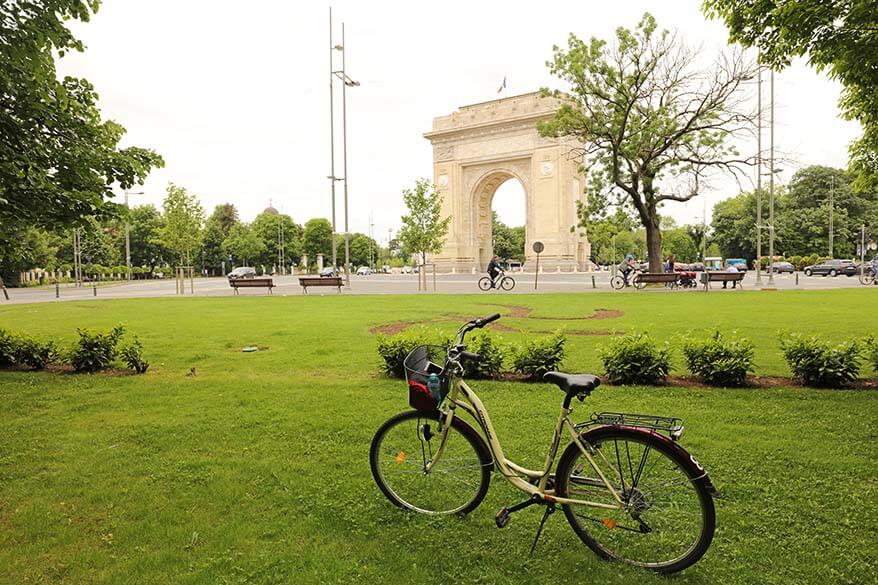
[{"left": 316, "top": 254, "right": 324, "bottom": 272}]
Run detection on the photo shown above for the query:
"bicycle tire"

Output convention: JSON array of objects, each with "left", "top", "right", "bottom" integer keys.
[
  {"left": 555, "top": 426, "right": 715, "bottom": 574},
  {"left": 478, "top": 277, "right": 493, "bottom": 291},
  {"left": 370, "top": 410, "right": 492, "bottom": 515},
  {"left": 500, "top": 276, "right": 515, "bottom": 291},
  {"left": 633, "top": 274, "right": 647, "bottom": 290},
  {"left": 859, "top": 270, "right": 875, "bottom": 286},
  {"left": 610, "top": 276, "right": 625, "bottom": 290}
]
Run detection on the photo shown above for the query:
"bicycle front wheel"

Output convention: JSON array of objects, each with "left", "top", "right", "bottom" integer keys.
[
  {"left": 370, "top": 410, "right": 492, "bottom": 515},
  {"left": 556, "top": 426, "right": 715, "bottom": 573},
  {"left": 859, "top": 270, "right": 874, "bottom": 285},
  {"left": 478, "top": 277, "right": 493, "bottom": 291},
  {"left": 500, "top": 276, "right": 515, "bottom": 291},
  {"left": 610, "top": 276, "right": 625, "bottom": 290}
]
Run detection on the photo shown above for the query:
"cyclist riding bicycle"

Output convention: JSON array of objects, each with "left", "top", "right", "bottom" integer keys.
[
  {"left": 618, "top": 254, "right": 637, "bottom": 285},
  {"left": 486, "top": 255, "right": 503, "bottom": 288}
]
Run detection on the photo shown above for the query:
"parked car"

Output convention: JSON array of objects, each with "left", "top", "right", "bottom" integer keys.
[
  {"left": 401, "top": 265, "right": 414, "bottom": 274},
  {"left": 803, "top": 259, "right": 858, "bottom": 277},
  {"left": 770, "top": 261, "right": 795, "bottom": 274},
  {"left": 691, "top": 262, "right": 704, "bottom": 272},
  {"left": 319, "top": 267, "right": 339, "bottom": 277},
  {"left": 227, "top": 267, "right": 256, "bottom": 280},
  {"left": 726, "top": 258, "right": 748, "bottom": 271},
  {"left": 356, "top": 266, "right": 372, "bottom": 276}
]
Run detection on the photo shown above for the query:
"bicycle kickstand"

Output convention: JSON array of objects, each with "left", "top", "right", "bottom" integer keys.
[{"left": 529, "top": 503, "right": 556, "bottom": 556}]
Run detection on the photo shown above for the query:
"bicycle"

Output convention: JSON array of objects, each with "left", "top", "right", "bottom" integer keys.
[
  {"left": 858, "top": 265, "right": 875, "bottom": 285},
  {"left": 370, "top": 314, "right": 718, "bottom": 574},
  {"left": 610, "top": 269, "right": 646, "bottom": 290},
  {"left": 478, "top": 269, "right": 515, "bottom": 291}
]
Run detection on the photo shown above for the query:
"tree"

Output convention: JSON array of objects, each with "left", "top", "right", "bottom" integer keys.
[
  {"left": 491, "top": 212, "right": 526, "bottom": 262},
  {"left": 397, "top": 179, "right": 451, "bottom": 266},
  {"left": 201, "top": 204, "right": 239, "bottom": 274},
  {"left": 711, "top": 192, "right": 758, "bottom": 260},
  {"left": 127, "top": 205, "right": 165, "bottom": 269},
  {"left": 662, "top": 228, "right": 698, "bottom": 262},
  {"left": 348, "top": 233, "right": 379, "bottom": 267},
  {"left": 252, "top": 211, "right": 303, "bottom": 268},
  {"left": 0, "top": 0, "right": 163, "bottom": 240},
  {"left": 302, "top": 218, "right": 334, "bottom": 266},
  {"left": 703, "top": 0, "right": 878, "bottom": 190},
  {"left": 539, "top": 13, "right": 757, "bottom": 272},
  {"left": 154, "top": 184, "right": 204, "bottom": 266},
  {"left": 221, "top": 223, "right": 265, "bottom": 267}
]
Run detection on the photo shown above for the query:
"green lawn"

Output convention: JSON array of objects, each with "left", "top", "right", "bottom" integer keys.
[{"left": 1, "top": 290, "right": 876, "bottom": 584}]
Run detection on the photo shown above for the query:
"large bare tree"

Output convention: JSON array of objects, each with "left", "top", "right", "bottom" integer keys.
[{"left": 540, "top": 13, "right": 757, "bottom": 272}]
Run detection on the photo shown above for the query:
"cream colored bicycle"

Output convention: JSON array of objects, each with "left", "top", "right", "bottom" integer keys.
[{"left": 370, "top": 314, "right": 718, "bottom": 574}]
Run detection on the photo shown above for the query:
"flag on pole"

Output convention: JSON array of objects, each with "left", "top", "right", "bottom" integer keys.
[{"left": 497, "top": 75, "right": 506, "bottom": 94}]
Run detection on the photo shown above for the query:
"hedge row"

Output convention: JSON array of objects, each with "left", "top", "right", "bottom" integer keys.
[
  {"left": 376, "top": 327, "right": 565, "bottom": 381},
  {"left": 0, "top": 325, "right": 148, "bottom": 374}
]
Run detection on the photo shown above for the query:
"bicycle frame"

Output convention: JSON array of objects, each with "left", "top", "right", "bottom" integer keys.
[{"left": 428, "top": 375, "right": 625, "bottom": 511}]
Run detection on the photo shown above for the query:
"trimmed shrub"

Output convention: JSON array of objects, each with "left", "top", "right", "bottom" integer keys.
[
  {"left": 0, "top": 329, "right": 20, "bottom": 367},
  {"left": 869, "top": 338, "right": 878, "bottom": 374},
  {"left": 71, "top": 325, "right": 125, "bottom": 373},
  {"left": 376, "top": 327, "right": 451, "bottom": 378},
  {"left": 120, "top": 337, "right": 150, "bottom": 374},
  {"left": 462, "top": 331, "right": 505, "bottom": 379},
  {"left": 780, "top": 334, "right": 861, "bottom": 388},
  {"left": 682, "top": 331, "right": 754, "bottom": 387},
  {"left": 15, "top": 337, "right": 60, "bottom": 370},
  {"left": 511, "top": 330, "right": 566, "bottom": 381},
  {"left": 599, "top": 332, "right": 671, "bottom": 385}
]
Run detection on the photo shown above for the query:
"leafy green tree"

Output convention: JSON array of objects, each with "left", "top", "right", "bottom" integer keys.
[
  {"left": 79, "top": 217, "right": 122, "bottom": 268},
  {"left": 703, "top": 0, "right": 878, "bottom": 190},
  {"left": 397, "top": 178, "right": 451, "bottom": 266},
  {"left": 252, "top": 211, "right": 303, "bottom": 268},
  {"left": 539, "top": 13, "right": 757, "bottom": 272},
  {"left": 201, "top": 204, "right": 239, "bottom": 274},
  {"left": 221, "top": 223, "right": 265, "bottom": 267},
  {"left": 0, "top": 0, "right": 163, "bottom": 240},
  {"left": 127, "top": 205, "right": 165, "bottom": 270},
  {"left": 491, "top": 213, "right": 526, "bottom": 262},
  {"left": 662, "top": 228, "right": 698, "bottom": 262},
  {"left": 154, "top": 184, "right": 204, "bottom": 266},
  {"left": 347, "top": 233, "right": 380, "bottom": 267},
  {"left": 302, "top": 218, "right": 334, "bottom": 267},
  {"left": 711, "top": 192, "right": 758, "bottom": 260}
]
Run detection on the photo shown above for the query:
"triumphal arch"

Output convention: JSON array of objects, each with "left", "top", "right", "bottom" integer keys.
[{"left": 424, "top": 92, "right": 590, "bottom": 272}]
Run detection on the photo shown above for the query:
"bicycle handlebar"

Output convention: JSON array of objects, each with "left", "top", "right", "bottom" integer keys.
[{"left": 454, "top": 313, "right": 502, "bottom": 346}]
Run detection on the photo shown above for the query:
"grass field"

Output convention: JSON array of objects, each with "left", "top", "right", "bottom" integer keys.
[{"left": 1, "top": 290, "right": 876, "bottom": 584}]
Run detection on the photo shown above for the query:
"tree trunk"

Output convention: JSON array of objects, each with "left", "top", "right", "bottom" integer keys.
[{"left": 645, "top": 211, "right": 663, "bottom": 273}]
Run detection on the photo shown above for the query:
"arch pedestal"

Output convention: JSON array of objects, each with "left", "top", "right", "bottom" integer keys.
[{"left": 424, "top": 92, "right": 590, "bottom": 272}]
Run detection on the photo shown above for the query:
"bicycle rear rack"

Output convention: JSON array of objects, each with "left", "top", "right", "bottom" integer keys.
[{"left": 576, "top": 411, "right": 685, "bottom": 441}]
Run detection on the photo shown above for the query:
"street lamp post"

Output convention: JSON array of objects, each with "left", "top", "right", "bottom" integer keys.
[
  {"left": 755, "top": 60, "right": 763, "bottom": 284},
  {"left": 329, "top": 11, "right": 359, "bottom": 286},
  {"left": 124, "top": 190, "right": 144, "bottom": 282},
  {"left": 767, "top": 68, "right": 776, "bottom": 286}
]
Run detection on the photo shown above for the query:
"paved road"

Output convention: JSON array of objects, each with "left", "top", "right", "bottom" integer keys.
[{"left": 2, "top": 271, "right": 872, "bottom": 305}]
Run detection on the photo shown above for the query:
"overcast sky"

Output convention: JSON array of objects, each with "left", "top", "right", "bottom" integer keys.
[{"left": 58, "top": 0, "right": 860, "bottom": 244}]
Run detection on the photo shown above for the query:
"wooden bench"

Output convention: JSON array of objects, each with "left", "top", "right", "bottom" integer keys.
[
  {"left": 702, "top": 271, "right": 745, "bottom": 290},
  {"left": 632, "top": 272, "right": 680, "bottom": 289},
  {"left": 298, "top": 276, "right": 342, "bottom": 294},
  {"left": 229, "top": 277, "right": 274, "bottom": 294}
]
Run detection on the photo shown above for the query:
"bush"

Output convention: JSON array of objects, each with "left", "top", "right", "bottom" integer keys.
[
  {"left": 0, "top": 329, "right": 21, "bottom": 367},
  {"left": 120, "top": 337, "right": 149, "bottom": 374},
  {"left": 511, "top": 330, "right": 566, "bottom": 381},
  {"left": 71, "top": 325, "right": 125, "bottom": 372},
  {"left": 599, "top": 332, "right": 671, "bottom": 385},
  {"left": 462, "top": 331, "right": 505, "bottom": 379},
  {"left": 682, "top": 331, "right": 754, "bottom": 387},
  {"left": 780, "top": 334, "right": 862, "bottom": 388},
  {"left": 15, "top": 337, "right": 60, "bottom": 370},
  {"left": 376, "top": 327, "right": 451, "bottom": 378}
]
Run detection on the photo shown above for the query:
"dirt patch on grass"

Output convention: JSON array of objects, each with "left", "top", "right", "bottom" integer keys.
[
  {"left": 1, "top": 364, "right": 135, "bottom": 376},
  {"left": 663, "top": 375, "right": 878, "bottom": 390},
  {"left": 370, "top": 321, "right": 417, "bottom": 335},
  {"left": 588, "top": 309, "right": 625, "bottom": 320}
]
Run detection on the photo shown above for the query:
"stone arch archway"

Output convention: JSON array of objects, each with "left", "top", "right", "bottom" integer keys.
[{"left": 424, "top": 92, "right": 590, "bottom": 272}]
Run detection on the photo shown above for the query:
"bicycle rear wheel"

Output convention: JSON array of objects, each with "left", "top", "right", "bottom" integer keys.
[
  {"left": 370, "top": 410, "right": 492, "bottom": 515},
  {"left": 500, "top": 276, "right": 515, "bottom": 291},
  {"left": 633, "top": 274, "right": 647, "bottom": 290},
  {"left": 555, "top": 426, "right": 715, "bottom": 573},
  {"left": 478, "top": 277, "right": 493, "bottom": 291}
]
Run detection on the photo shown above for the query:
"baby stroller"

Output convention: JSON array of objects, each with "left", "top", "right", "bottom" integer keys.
[{"left": 677, "top": 270, "right": 698, "bottom": 288}]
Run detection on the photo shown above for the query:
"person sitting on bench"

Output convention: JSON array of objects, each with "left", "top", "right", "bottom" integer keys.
[{"left": 723, "top": 264, "right": 739, "bottom": 289}]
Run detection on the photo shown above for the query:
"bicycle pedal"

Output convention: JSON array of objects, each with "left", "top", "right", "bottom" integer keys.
[{"left": 495, "top": 507, "right": 511, "bottom": 528}]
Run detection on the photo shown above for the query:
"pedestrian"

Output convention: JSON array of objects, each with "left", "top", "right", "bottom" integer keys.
[
  {"left": 722, "top": 263, "right": 739, "bottom": 289},
  {"left": 665, "top": 255, "right": 676, "bottom": 288}
]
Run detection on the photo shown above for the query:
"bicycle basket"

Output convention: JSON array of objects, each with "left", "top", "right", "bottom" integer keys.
[{"left": 403, "top": 345, "right": 449, "bottom": 413}]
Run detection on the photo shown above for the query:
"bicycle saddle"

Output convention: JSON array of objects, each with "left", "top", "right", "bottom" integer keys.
[{"left": 543, "top": 371, "right": 600, "bottom": 396}]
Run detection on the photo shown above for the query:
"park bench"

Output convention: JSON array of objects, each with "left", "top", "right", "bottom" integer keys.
[
  {"left": 702, "top": 271, "right": 745, "bottom": 290},
  {"left": 229, "top": 277, "right": 274, "bottom": 294},
  {"left": 633, "top": 272, "right": 680, "bottom": 288},
  {"left": 298, "top": 276, "right": 342, "bottom": 294}
]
